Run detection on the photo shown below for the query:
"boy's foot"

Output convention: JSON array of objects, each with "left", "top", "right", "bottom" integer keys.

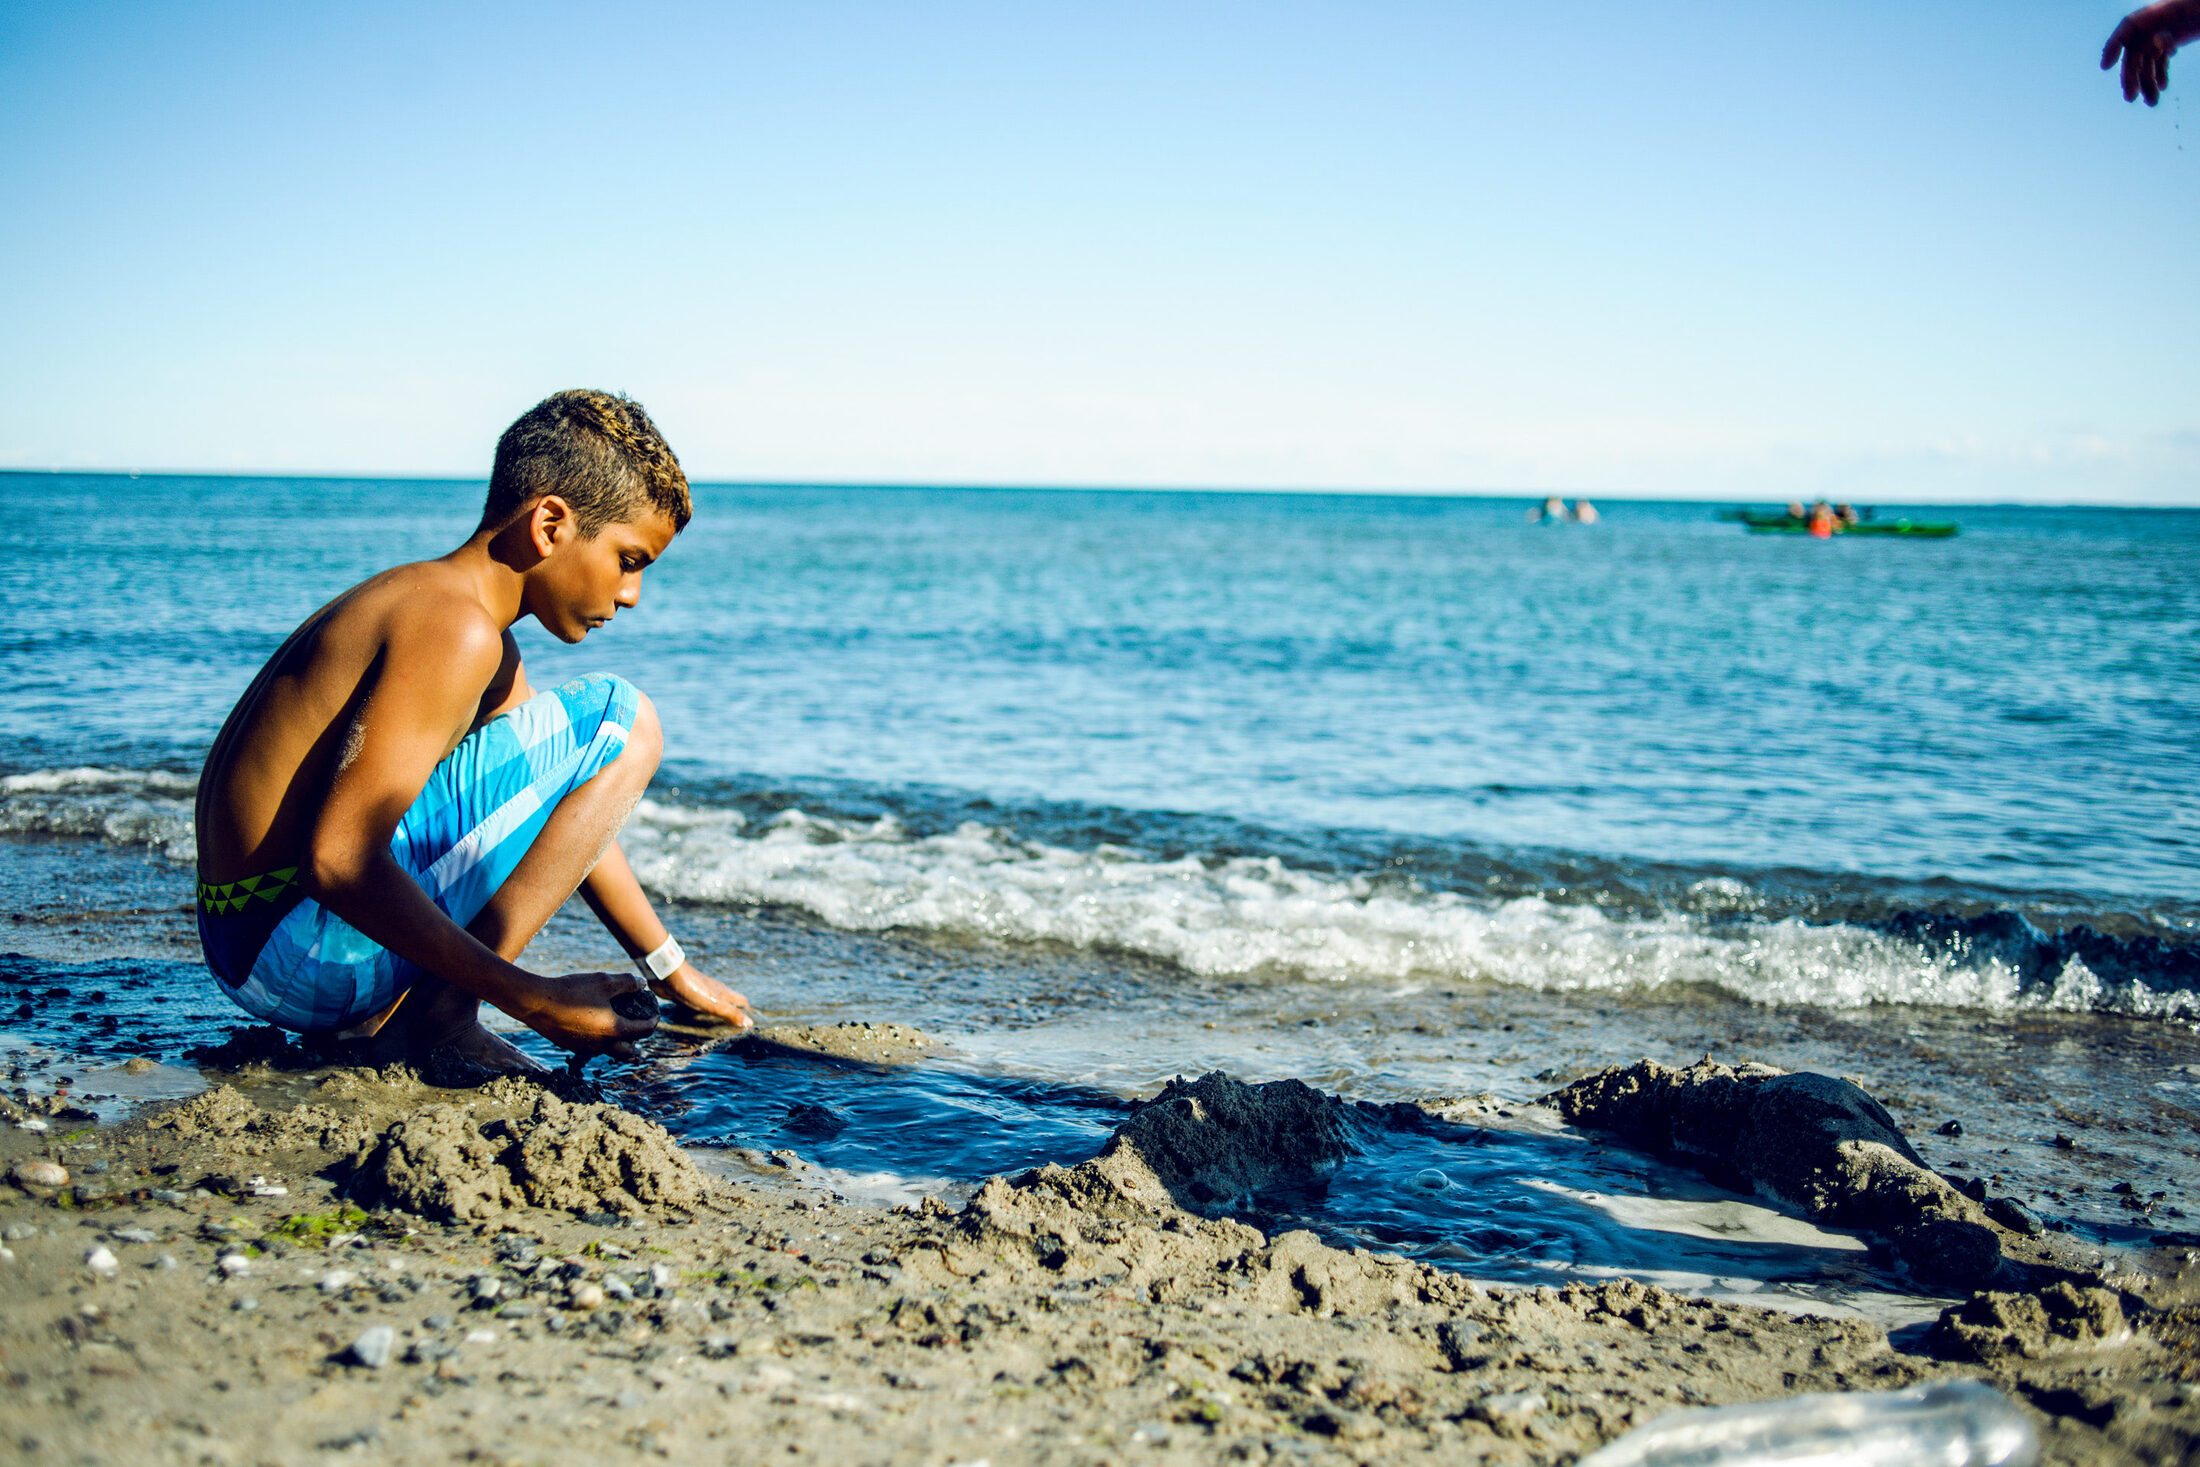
[{"left": 435, "top": 1019, "right": 552, "bottom": 1076}]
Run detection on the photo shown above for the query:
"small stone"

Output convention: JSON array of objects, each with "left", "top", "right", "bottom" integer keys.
[
  {"left": 11, "top": 1159, "right": 68, "bottom": 1190},
  {"left": 149, "top": 1188, "right": 187, "bottom": 1205},
  {"left": 649, "top": 1263, "right": 674, "bottom": 1292},
  {"left": 122, "top": 1057, "right": 157, "bottom": 1076},
  {"left": 423, "top": 1314, "right": 454, "bottom": 1332},
  {"left": 232, "top": 1295, "right": 258, "bottom": 1313},
  {"left": 569, "top": 1282, "right": 606, "bottom": 1311},
  {"left": 2052, "top": 1134, "right": 2076, "bottom": 1150},
  {"left": 469, "top": 1275, "right": 502, "bottom": 1305},
  {"left": 111, "top": 1228, "right": 157, "bottom": 1245},
  {"left": 3, "top": 1222, "right": 38, "bottom": 1241},
  {"left": 0, "top": 1246, "right": 13, "bottom": 1264},
  {"left": 497, "top": 1302, "right": 536, "bottom": 1320},
  {"left": 1985, "top": 1197, "right": 2044, "bottom": 1236},
  {"left": 464, "top": 1328, "right": 496, "bottom": 1344},
  {"left": 347, "top": 1325, "right": 395, "bottom": 1368},
  {"left": 602, "top": 1274, "right": 634, "bottom": 1301},
  {"left": 16, "top": 1118, "right": 49, "bottom": 1133},
  {"left": 155, "top": 1254, "right": 178, "bottom": 1270},
  {"left": 319, "top": 1270, "right": 357, "bottom": 1293},
  {"left": 1472, "top": 1390, "right": 1546, "bottom": 1429},
  {"left": 1938, "top": 1119, "right": 1964, "bottom": 1137},
  {"left": 84, "top": 1245, "right": 119, "bottom": 1277},
  {"left": 609, "top": 991, "right": 659, "bottom": 1021},
  {"left": 79, "top": 1160, "right": 109, "bottom": 1175},
  {"left": 218, "top": 1252, "right": 250, "bottom": 1276}
]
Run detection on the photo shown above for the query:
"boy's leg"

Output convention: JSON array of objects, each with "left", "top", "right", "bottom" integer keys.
[{"left": 377, "top": 693, "right": 664, "bottom": 1068}]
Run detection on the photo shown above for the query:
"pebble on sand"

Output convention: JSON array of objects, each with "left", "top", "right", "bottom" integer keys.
[
  {"left": 568, "top": 1282, "right": 606, "bottom": 1311},
  {"left": 11, "top": 1159, "right": 68, "bottom": 1191},
  {"left": 1472, "top": 1390, "right": 1547, "bottom": 1427},
  {"left": 218, "top": 1253, "right": 250, "bottom": 1277},
  {"left": 319, "top": 1269, "right": 357, "bottom": 1293},
  {"left": 15, "top": 1118, "right": 50, "bottom": 1134},
  {"left": 111, "top": 1228, "right": 158, "bottom": 1245},
  {"left": 84, "top": 1245, "right": 119, "bottom": 1277},
  {"left": 347, "top": 1325, "right": 395, "bottom": 1369}
]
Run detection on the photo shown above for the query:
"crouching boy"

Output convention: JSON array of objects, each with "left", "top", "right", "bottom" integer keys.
[{"left": 192, "top": 389, "right": 752, "bottom": 1072}]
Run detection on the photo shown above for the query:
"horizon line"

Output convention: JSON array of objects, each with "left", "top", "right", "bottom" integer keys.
[{"left": 1, "top": 465, "right": 2195, "bottom": 511}]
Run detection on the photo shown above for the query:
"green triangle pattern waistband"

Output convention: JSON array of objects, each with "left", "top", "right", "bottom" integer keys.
[{"left": 197, "top": 866, "right": 301, "bottom": 916}]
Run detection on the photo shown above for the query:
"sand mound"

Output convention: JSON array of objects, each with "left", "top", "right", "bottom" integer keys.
[
  {"left": 348, "top": 1091, "right": 713, "bottom": 1222},
  {"left": 145, "top": 1083, "right": 377, "bottom": 1157},
  {"left": 911, "top": 1072, "right": 1488, "bottom": 1317},
  {"left": 1545, "top": 1058, "right": 2007, "bottom": 1288},
  {"left": 1928, "top": 1282, "right": 2133, "bottom": 1362}
]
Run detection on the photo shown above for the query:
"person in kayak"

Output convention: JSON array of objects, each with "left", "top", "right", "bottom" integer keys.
[{"left": 193, "top": 389, "right": 754, "bottom": 1074}]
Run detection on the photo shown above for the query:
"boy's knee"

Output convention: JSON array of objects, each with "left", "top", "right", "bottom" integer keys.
[{"left": 624, "top": 689, "right": 663, "bottom": 768}]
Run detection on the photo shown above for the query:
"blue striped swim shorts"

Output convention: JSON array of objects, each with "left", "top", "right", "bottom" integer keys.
[{"left": 199, "top": 673, "right": 642, "bottom": 1032}]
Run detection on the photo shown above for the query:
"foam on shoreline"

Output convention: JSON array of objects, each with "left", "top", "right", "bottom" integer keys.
[{"left": 5, "top": 772, "right": 2195, "bottom": 1019}]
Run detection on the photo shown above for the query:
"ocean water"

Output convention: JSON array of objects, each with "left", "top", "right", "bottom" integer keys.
[{"left": 4, "top": 472, "right": 2198, "bottom": 1319}]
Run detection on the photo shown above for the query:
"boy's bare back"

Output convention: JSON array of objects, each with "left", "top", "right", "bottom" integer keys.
[{"left": 196, "top": 559, "right": 515, "bottom": 889}]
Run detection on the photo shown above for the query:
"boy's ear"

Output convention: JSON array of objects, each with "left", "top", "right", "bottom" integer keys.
[{"left": 527, "top": 496, "right": 576, "bottom": 559}]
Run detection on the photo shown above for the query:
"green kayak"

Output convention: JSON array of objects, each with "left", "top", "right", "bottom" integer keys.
[{"left": 1721, "top": 510, "right": 1959, "bottom": 538}]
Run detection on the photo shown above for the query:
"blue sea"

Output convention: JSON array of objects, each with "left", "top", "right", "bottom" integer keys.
[{"left": 4, "top": 473, "right": 2197, "bottom": 1319}]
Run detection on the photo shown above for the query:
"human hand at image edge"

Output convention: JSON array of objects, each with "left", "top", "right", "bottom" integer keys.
[{"left": 2103, "top": 0, "right": 2200, "bottom": 104}]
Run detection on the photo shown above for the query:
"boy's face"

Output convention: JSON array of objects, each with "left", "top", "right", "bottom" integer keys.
[{"left": 525, "top": 502, "right": 679, "bottom": 643}]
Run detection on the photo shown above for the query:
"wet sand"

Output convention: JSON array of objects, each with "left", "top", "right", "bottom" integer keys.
[{"left": 3, "top": 1034, "right": 2198, "bottom": 1466}]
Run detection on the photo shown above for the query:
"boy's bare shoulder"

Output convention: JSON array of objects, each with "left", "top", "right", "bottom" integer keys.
[{"left": 322, "top": 560, "right": 506, "bottom": 672}]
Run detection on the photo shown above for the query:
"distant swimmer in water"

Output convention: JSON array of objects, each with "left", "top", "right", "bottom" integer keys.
[
  {"left": 1836, "top": 503, "right": 1859, "bottom": 526},
  {"left": 2103, "top": 1, "right": 2200, "bottom": 104},
  {"left": 1528, "top": 495, "right": 1570, "bottom": 524},
  {"left": 1786, "top": 500, "right": 1808, "bottom": 522},
  {"left": 1808, "top": 500, "right": 1838, "bottom": 539},
  {"left": 1571, "top": 499, "right": 1600, "bottom": 524}
]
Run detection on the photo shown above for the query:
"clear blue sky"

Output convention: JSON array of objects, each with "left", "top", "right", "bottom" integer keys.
[{"left": 3, "top": 2, "right": 2195, "bottom": 502}]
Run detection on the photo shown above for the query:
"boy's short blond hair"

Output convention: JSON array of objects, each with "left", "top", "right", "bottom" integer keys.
[{"left": 482, "top": 390, "right": 692, "bottom": 535}]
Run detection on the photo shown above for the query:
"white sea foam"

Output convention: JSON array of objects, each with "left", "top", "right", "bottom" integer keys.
[
  {"left": 614, "top": 800, "right": 2197, "bottom": 1020},
  {"left": 0, "top": 767, "right": 198, "bottom": 863},
  {"left": 1, "top": 771, "right": 2188, "bottom": 1019}
]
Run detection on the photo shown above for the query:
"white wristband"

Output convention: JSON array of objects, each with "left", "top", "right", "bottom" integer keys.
[{"left": 638, "top": 935, "right": 685, "bottom": 981}]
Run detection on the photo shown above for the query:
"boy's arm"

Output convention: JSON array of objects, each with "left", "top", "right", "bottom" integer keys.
[
  {"left": 578, "top": 841, "right": 756, "bottom": 1029},
  {"left": 303, "top": 609, "right": 655, "bottom": 1053}
]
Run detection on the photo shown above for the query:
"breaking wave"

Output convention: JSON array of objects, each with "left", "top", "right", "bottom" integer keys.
[
  {"left": 612, "top": 801, "right": 2200, "bottom": 1021},
  {"left": 0, "top": 767, "right": 197, "bottom": 863},
  {"left": 3, "top": 768, "right": 2192, "bottom": 1020}
]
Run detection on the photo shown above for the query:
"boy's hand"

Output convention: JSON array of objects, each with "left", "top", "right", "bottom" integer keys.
[
  {"left": 2104, "top": 1, "right": 2200, "bottom": 104},
  {"left": 514, "top": 971, "right": 662, "bottom": 1054},
  {"left": 649, "top": 963, "right": 756, "bottom": 1031}
]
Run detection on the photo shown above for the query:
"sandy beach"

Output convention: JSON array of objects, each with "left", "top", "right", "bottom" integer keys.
[{"left": 3, "top": 1025, "right": 2195, "bottom": 1467}]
